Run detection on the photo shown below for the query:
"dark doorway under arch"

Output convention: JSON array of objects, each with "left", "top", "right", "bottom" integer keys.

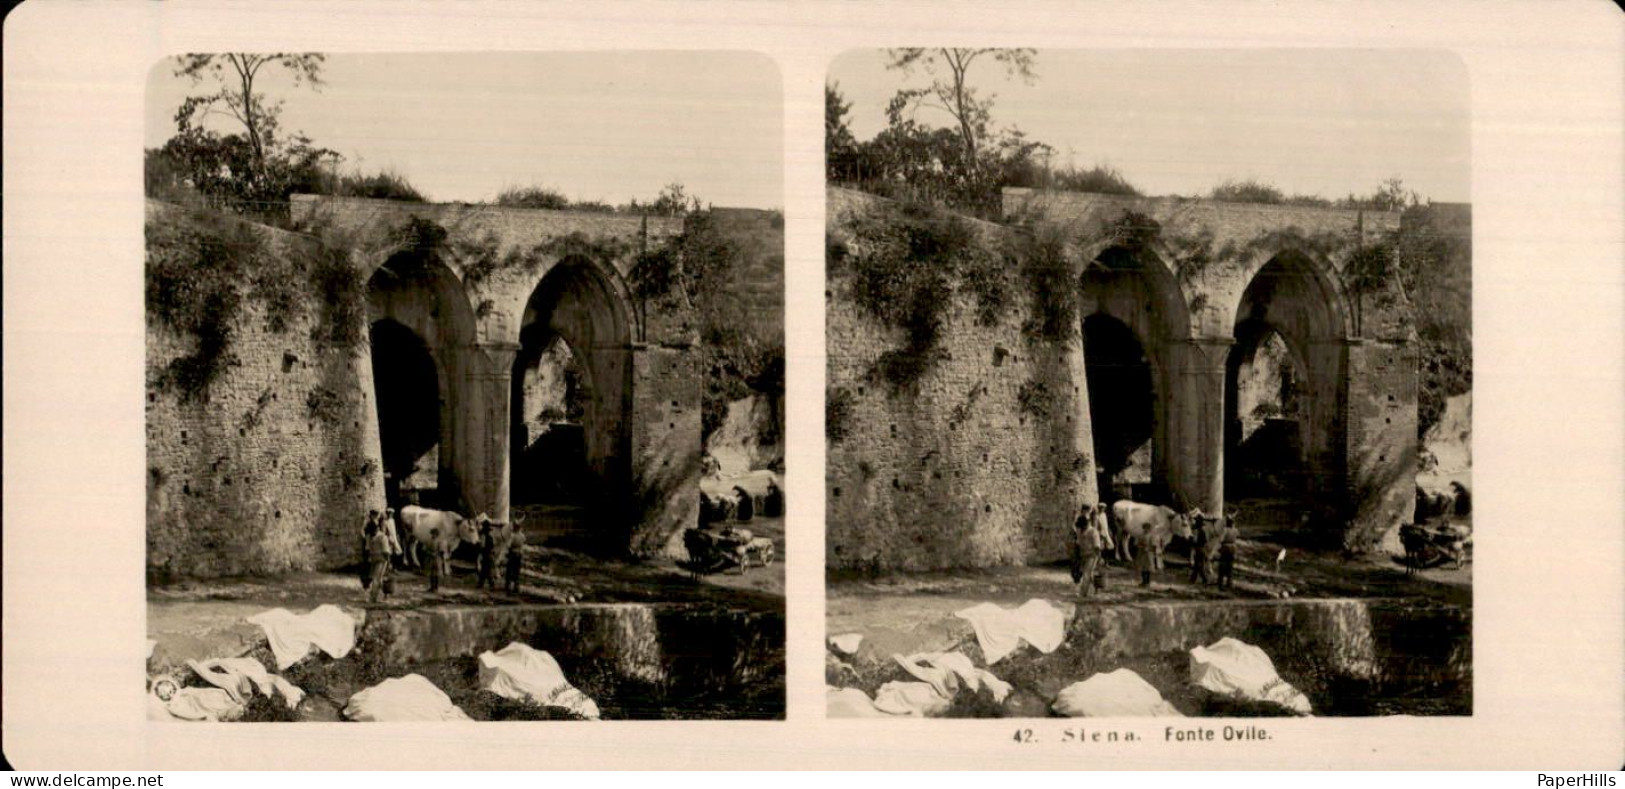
[
  {"left": 1224, "top": 252, "right": 1349, "bottom": 523},
  {"left": 510, "top": 257, "right": 633, "bottom": 548},
  {"left": 1226, "top": 319, "right": 1309, "bottom": 499},
  {"left": 369, "top": 318, "right": 444, "bottom": 509},
  {"left": 510, "top": 332, "right": 592, "bottom": 507},
  {"left": 1083, "top": 312, "right": 1155, "bottom": 499}
]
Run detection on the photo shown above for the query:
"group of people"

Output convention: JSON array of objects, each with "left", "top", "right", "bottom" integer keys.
[
  {"left": 699, "top": 480, "right": 785, "bottom": 525},
  {"left": 1183, "top": 511, "right": 1241, "bottom": 590},
  {"left": 473, "top": 515, "right": 528, "bottom": 595},
  {"left": 1069, "top": 502, "right": 1241, "bottom": 599},
  {"left": 359, "top": 508, "right": 527, "bottom": 603}
]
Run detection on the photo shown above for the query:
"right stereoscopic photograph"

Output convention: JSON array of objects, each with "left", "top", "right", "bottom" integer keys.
[{"left": 825, "top": 49, "right": 1472, "bottom": 719}]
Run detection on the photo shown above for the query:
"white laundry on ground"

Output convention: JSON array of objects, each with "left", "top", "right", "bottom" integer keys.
[
  {"left": 893, "top": 651, "right": 1012, "bottom": 703},
  {"left": 149, "top": 684, "right": 245, "bottom": 722},
  {"left": 871, "top": 681, "right": 951, "bottom": 717},
  {"left": 247, "top": 605, "right": 357, "bottom": 670},
  {"left": 147, "top": 640, "right": 158, "bottom": 660},
  {"left": 1051, "top": 668, "right": 1185, "bottom": 718},
  {"left": 187, "top": 657, "right": 305, "bottom": 710},
  {"left": 1189, "top": 637, "right": 1313, "bottom": 715},
  {"left": 826, "top": 686, "right": 896, "bottom": 718},
  {"left": 828, "top": 633, "right": 863, "bottom": 656},
  {"left": 344, "top": 674, "right": 471, "bottom": 722},
  {"left": 476, "top": 642, "right": 601, "bottom": 720},
  {"left": 954, "top": 599, "right": 1068, "bottom": 664}
]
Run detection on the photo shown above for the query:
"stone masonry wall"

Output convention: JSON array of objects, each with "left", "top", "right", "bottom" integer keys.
[
  {"left": 826, "top": 188, "right": 1097, "bottom": 572},
  {"left": 146, "top": 201, "right": 385, "bottom": 579}
]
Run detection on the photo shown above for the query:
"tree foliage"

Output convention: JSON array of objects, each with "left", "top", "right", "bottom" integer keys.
[
  {"left": 827, "top": 52, "right": 1049, "bottom": 218},
  {"left": 885, "top": 48, "right": 1037, "bottom": 175},
  {"left": 150, "top": 53, "right": 339, "bottom": 220}
]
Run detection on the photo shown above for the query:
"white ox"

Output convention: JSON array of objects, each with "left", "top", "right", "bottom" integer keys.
[
  {"left": 400, "top": 506, "right": 480, "bottom": 568},
  {"left": 1110, "top": 501, "right": 1197, "bottom": 570}
]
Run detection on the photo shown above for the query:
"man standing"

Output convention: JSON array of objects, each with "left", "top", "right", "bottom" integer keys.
[
  {"left": 476, "top": 515, "right": 497, "bottom": 591},
  {"left": 367, "top": 524, "right": 393, "bottom": 604},
  {"left": 1091, "top": 502, "right": 1114, "bottom": 591},
  {"left": 359, "top": 511, "right": 379, "bottom": 590},
  {"left": 1189, "top": 515, "right": 1213, "bottom": 585},
  {"left": 1073, "top": 505, "right": 1104, "bottom": 600},
  {"left": 504, "top": 528, "right": 527, "bottom": 594},
  {"left": 1134, "top": 520, "right": 1155, "bottom": 587},
  {"left": 381, "top": 508, "right": 404, "bottom": 568}
]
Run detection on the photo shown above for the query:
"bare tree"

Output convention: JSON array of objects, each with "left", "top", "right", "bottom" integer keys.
[
  {"left": 885, "top": 48, "right": 1037, "bottom": 175},
  {"left": 173, "top": 54, "right": 326, "bottom": 178}
]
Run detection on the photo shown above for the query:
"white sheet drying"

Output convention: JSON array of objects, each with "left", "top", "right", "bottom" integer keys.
[
  {"left": 893, "top": 651, "right": 1012, "bottom": 703},
  {"left": 344, "top": 674, "right": 471, "bottom": 722},
  {"left": 871, "top": 681, "right": 951, "bottom": 717},
  {"left": 247, "top": 605, "right": 357, "bottom": 670},
  {"left": 1052, "top": 668, "right": 1185, "bottom": 718},
  {"left": 1189, "top": 637, "right": 1312, "bottom": 715},
  {"left": 187, "top": 657, "right": 305, "bottom": 710},
  {"left": 149, "top": 686, "right": 245, "bottom": 722},
  {"left": 954, "top": 599, "right": 1067, "bottom": 664},
  {"left": 828, "top": 633, "right": 863, "bottom": 656},
  {"left": 826, "top": 686, "right": 896, "bottom": 718},
  {"left": 476, "top": 642, "right": 601, "bottom": 720}
]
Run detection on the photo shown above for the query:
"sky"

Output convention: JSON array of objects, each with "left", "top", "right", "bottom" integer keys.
[
  {"left": 146, "top": 52, "right": 783, "bottom": 209},
  {"left": 829, "top": 49, "right": 1471, "bottom": 203}
]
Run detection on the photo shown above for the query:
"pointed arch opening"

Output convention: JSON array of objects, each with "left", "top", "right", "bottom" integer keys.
[
  {"left": 1078, "top": 243, "right": 1188, "bottom": 503},
  {"left": 366, "top": 248, "right": 476, "bottom": 511},
  {"left": 511, "top": 255, "right": 634, "bottom": 546},
  {"left": 1225, "top": 251, "right": 1350, "bottom": 520}
]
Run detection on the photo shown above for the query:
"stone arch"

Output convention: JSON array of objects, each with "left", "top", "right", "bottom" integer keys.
[
  {"left": 1225, "top": 249, "right": 1352, "bottom": 517},
  {"left": 1226, "top": 245, "right": 1355, "bottom": 342},
  {"left": 510, "top": 254, "right": 636, "bottom": 543},
  {"left": 1076, "top": 240, "right": 1192, "bottom": 503},
  {"left": 366, "top": 249, "right": 479, "bottom": 511}
]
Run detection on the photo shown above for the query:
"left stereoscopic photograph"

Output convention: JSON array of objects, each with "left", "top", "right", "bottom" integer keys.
[{"left": 143, "top": 52, "right": 786, "bottom": 721}]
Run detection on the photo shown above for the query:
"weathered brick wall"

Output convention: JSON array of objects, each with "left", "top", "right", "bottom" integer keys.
[
  {"left": 630, "top": 344, "right": 704, "bottom": 556},
  {"left": 146, "top": 202, "right": 385, "bottom": 579},
  {"left": 826, "top": 188, "right": 1097, "bottom": 572}
]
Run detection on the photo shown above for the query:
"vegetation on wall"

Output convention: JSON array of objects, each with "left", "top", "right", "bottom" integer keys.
[
  {"left": 147, "top": 207, "right": 372, "bottom": 402},
  {"left": 1008, "top": 224, "right": 1077, "bottom": 345},
  {"left": 319, "top": 170, "right": 427, "bottom": 202},
  {"left": 146, "top": 214, "right": 255, "bottom": 401},
  {"left": 1391, "top": 205, "right": 1471, "bottom": 438},
  {"left": 1016, "top": 378, "right": 1055, "bottom": 418},
  {"left": 834, "top": 200, "right": 1003, "bottom": 389}
]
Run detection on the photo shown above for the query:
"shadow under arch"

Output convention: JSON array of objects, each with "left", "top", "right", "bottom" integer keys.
[
  {"left": 1077, "top": 241, "right": 1193, "bottom": 503},
  {"left": 1225, "top": 250, "right": 1352, "bottom": 523},
  {"left": 510, "top": 254, "right": 635, "bottom": 548},
  {"left": 366, "top": 247, "right": 479, "bottom": 511}
]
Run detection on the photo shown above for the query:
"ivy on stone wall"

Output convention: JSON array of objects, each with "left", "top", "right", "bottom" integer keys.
[
  {"left": 1016, "top": 378, "right": 1054, "bottom": 418},
  {"left": 146, "top": 215, "right": 254, "bottom": 401},
  {"left": 305, "top": 385, "right": 346, "bottom": 425},
  {"left": 307, "top": 242, "right": 368, "bottom": 348},
  {"left": 839, "top": 200, "right": 1005, "bottom": 389},
  {"left": 148, "top": 208, "right": 373, "bottom": 403},
  {"left": 1007, "top": 224, "right": 1077, "bottom": 346}
]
